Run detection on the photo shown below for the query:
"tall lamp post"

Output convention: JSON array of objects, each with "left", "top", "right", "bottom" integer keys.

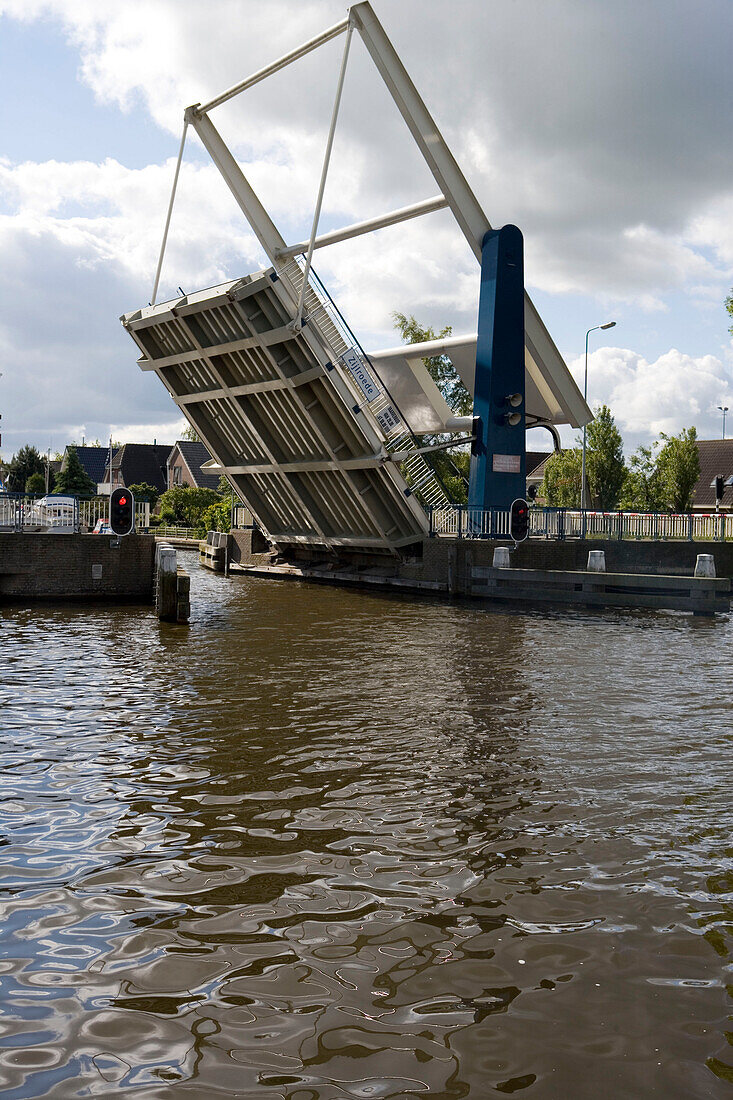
[
  {"left": 717, "top": 405, "right": 728, "bottom": 440},
  {"left": 581, "top": 321, "right": 616, "bottom": 513}
]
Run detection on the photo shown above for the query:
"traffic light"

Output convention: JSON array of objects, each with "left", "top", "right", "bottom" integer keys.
[
  {"left": 110, "top": 487, "right": 135, "bottom": 535},
  {"left": 715, "top": 475, "right": 724, "bottom": 503},
  {"left": 509, "top": 497, "right": 529, "bottom": 543}
]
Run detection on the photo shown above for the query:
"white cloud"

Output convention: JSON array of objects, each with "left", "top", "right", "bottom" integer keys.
[
  {"left": 108, "top": 418, "right": 188, "bottom": 445},
  {"left": 567, "top": 346, "right": 733, "bottom": 450},
  {"left": 0, "top": 0, "right": 732, "bottom": 455}
]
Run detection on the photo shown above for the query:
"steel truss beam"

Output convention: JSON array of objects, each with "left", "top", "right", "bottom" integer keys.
[{"left": 179, "top": 1, "right": 579, "bottom": 417}]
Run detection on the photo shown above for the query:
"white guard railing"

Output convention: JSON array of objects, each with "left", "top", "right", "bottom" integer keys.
[
  {"left": 78, "top": 499, "right": 150, "bottom": 529},
  {"left": 430, "top": 507, "right": 733, "bottom": 542}
]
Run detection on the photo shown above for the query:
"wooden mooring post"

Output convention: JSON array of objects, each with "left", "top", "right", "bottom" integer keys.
[{"left": 155, "top": 543, "right": 190, "bottom": 623}]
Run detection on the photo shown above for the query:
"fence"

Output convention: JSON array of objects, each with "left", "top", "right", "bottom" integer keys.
[
  {"left": 152, "top": 526, "right": 201, "bottom": 541},
  {"left": 429, "top": 506, "right": 733, "bottom": 542},
  {"left": 78, "top": 498, "right": 150, "bottom": 530},
  {"left": 0, "top": 493, "right": 79, "bottom": 532},
  {"left": 0, "top": 493, "right": 150, "bottom": 533}
]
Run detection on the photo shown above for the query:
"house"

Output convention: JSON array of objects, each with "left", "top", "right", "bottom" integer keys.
[
  {"left": 62, "top": 445, "right": 111, "bottom": 487},
  {"left": 692, "top": 440, "right": 733, "bottom": 513},
  {"left": 167, "top": 440, "right": 220, "bottom": 491},
  {"left": 103, "top": 443, "right": 172, "bottom": 494},
  {"left": 525, "top": 451, "right": 554, "bottom": 498}
]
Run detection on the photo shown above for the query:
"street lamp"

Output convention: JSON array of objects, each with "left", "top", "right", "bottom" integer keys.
[
  {"left": 717, "top": 405, "right": 728, "bottom": 440},
  {"left": 581, "top": 321, "right": 616, "bottom": 513}
]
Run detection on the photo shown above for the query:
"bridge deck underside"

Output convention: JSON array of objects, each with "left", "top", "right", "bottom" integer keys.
[{"left": 122, "top": 271, "right": 429, "bottom": 551}]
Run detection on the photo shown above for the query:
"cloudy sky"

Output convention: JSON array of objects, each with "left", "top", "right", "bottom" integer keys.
[{"left": 1, "top": 0, "right": 732, "bottom": 460}]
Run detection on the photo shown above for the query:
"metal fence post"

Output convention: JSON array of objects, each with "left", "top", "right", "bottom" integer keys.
[
  {"left": 618, "top": 511, "right": 623, "bottom": 540},
  {"left": 688, "top": 513, "right": 693, "bottom": 542},
  {"left": 458, "top": 506, "right": 463, "bottom": 540},
  {"left": 559, "top": 508, "right": 565, "bottom": 541}
]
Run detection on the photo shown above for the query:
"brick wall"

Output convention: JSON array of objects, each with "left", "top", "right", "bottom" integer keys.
[{"left": 0, "top": 533, "right": 155, "bottom": 601}]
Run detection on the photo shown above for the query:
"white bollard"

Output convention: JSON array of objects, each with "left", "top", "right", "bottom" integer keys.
[
  {"left": 694, "top": 554, "right": 716, "bottom": 578},
  {"left": 587, "top": 550, "right": 606, "bottom": 572},
  {"left": 493, "top": 546, "right": 511, "bottom": 568}
]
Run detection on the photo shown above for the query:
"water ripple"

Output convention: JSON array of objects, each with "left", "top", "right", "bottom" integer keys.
[{"left": 1, "top": 560, "right": 732, "bottom": 1097}]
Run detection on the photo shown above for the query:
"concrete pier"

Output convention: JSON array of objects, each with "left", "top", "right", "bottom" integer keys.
[
  {"left": 155, "top": 543, "right": 190, "bottom": 623},
  {"left": 224, "top": 530, "right": 732, "bottom": 615}
]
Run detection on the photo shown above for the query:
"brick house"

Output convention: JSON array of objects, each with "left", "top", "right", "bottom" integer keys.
[
  {"left": 61, "top": 445, "right": 110, "bottom": 489},
  {"left": 691, "top": 440, "right": 733, "bottom": 513},
  {"left": 166, "top": 441, "right": 220, "bottom": 491},
  {"left": 103, "top": 443, "right": 172, "bottom": 494}
]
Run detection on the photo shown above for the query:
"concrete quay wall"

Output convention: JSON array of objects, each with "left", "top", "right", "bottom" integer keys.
[
  {"left": 408, "top": 537, "right": 733, "bottom": 591},
  {"left": 0, "top": 533, "right": 155, "bottom": 602},
  {"left": 230, "top": 529, "right": 733, "bottom": 596}
]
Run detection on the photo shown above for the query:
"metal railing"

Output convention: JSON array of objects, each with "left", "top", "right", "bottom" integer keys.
[
  {"left": 429, "top": 506, "right": 733, "bottom": 542},
  {"left": 291, "top": 259, "right": 452, "bottom": 510},
  {"left": 0, "top": 493, "right": 151, "bottom": 533},
  {"left": 79, "top": 499, "right": 150, "bottom": 530},
  {"left": 233, "top": 504, "right": 255, "bottom": 529},
  {"left": 0, "top": 492, "right": 79, "bottom": 532},
  {"left": 152, "top": 526, "right": 201, "bottom": 541}
]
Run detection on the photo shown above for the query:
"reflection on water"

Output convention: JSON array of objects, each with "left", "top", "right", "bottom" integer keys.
[{"left": 1, "top": 553, "right": 732, "bottom": 1098}]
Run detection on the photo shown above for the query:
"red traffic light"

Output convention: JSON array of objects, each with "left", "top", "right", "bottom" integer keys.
[
  {"left": 109, "top": 487, "right": 135, "bottom": 536},
  {"left": 509, "top": 497, "right": 530, "bottom": 543}
]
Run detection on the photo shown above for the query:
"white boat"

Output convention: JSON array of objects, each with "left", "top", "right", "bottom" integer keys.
[{"left": 27, "top": 495, "right": 78, "bottom": 533}]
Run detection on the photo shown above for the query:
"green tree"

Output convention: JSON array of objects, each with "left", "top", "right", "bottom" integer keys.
[
  {"left": 181, "top": 424, "right": 201, "bottom": 443},
  {"left": 54, "top": 446, "right": 96, "bottom": 498},
  {"left": 726, "top": 288, "right": 733, "bottom": 333},
  {"left": 540, "top": 448, "right": 583, "bottom": 507},
  {"left": 392, "top": 312, "right": 471, "bottom": 415},
  {"left": 158, "top": 485, "right": 220, "bottom": 527},
  {"left": 586, "top": 404, "right": 625, "bottom": 510},
  {"left": 619, "top": 443, "right": 664, "bottom": 512},
  {"left": 392, "top": 313, "right": 471, "bottom": 503},
  {"left": 656, "top": 427, "right": 700, "bottom": 513},
  {"left": 128, "top": 481, "right": 160, "bottom": 509},
  {"left": 25, "top": 471, "right": 47, "bottom": 495},
  {"left": 6, "top": 445, "right": 46, "bottom": 493},
  {"left": 200, "top": 497, "right": 233, "bottom": 536}
]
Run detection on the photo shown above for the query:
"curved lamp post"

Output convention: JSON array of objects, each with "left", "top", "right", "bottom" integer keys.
[{"left": 581, "top": 321, "right": 616, "bottom": 514}]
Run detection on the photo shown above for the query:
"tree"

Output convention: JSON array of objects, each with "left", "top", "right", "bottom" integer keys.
[
  {"left": 128, "top": 482, "right": 160, "bottom": 510},
  {"left": 181, "top": 424, "right": 201, "bottom": 443},
  {"left": 656, "top": 427, "right": 700, "bottom": 513},
  {"left": 6, "top": 445, "right": 46, "bottom": 493},
  {"left": 619, "top": 443, "right": 664, "bottom": 512},
  {"left": 540, "top": 449, "right": 583, "bottom": 507},
  {"left": 726, "top": 288, "right": 733, "bottom": 333},
  {"left": 392, "top": 313, "right": 471, "bottom": 503},
  {"left": 200, "top": 497, "right": 233, "bottom": 536},
  {"left": 25, "top": 472, "right": 47, "bottom": 495},
  {"left": 585, "top": 404, "right": 625, "bottom": 510},
  {"left": 53, "top": 446, "right": 96, "bottom": 499},
  {"left": 158, "top": 485, "right": 220, "bottom": 527},
  {"left": 392, "top": 312, "right": 471, "bottom": 415}
]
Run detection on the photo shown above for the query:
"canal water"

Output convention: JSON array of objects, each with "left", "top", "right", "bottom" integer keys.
[{"left": 1, "top": 553, "right": 732, "bottom": 1098}]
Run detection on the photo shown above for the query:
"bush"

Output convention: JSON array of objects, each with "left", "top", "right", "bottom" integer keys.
[{"left": 158, "top": 485, "right": 221, "bottom": 528}]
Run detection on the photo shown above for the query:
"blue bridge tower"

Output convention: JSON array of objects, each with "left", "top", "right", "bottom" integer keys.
[{"left": 468, "top": 224, "right": 526, "bottom": 513}]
